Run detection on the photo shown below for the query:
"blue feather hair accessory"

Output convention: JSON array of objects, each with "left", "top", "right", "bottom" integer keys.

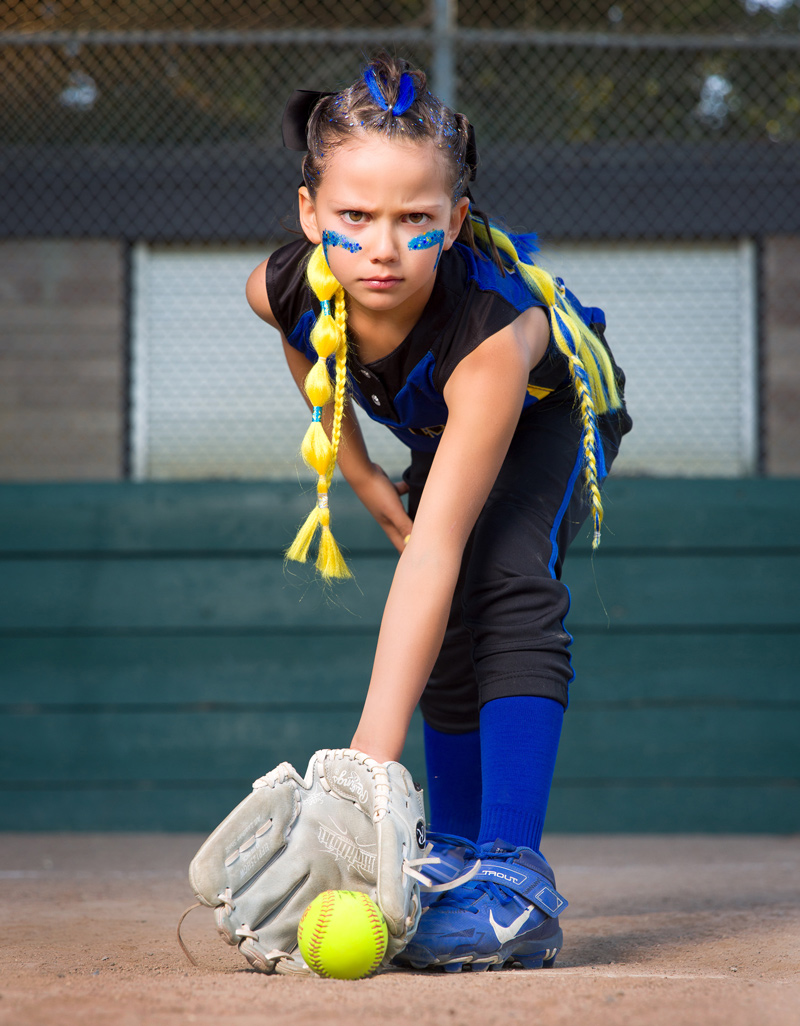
[{"left": 364, "top": 67, "right": 416, "bottom": 116}]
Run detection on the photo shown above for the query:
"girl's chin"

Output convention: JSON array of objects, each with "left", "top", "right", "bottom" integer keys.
[{"left": 349, "top": 283, "right": 406, "bottom": 304}]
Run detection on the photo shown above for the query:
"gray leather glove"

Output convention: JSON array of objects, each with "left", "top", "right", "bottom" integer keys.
[{"left": 187, "top": 749, "right": 430, "bottom": 975}]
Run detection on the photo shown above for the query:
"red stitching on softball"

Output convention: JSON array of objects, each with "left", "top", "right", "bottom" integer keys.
[
  {"left": 303, "top": 891, "right": 335, "bottom": 977},
  {"left": 356, "top": 893, "right": 385, "bottom": 975}
]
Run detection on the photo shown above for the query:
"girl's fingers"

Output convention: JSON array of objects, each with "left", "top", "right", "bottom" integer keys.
[
  {"left": 382, "top": 514, "right": 412, "bottom": 555},
  {"left": 394, "top": 479, "right": 410, "bottom": 496}
]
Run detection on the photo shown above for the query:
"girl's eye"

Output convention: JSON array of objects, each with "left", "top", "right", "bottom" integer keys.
[
  {"left": 341, "top": 211, "right": 365, "bottom": 224},
  {"left": 406, "top": 213, "right": 430, "bottom": 225}
]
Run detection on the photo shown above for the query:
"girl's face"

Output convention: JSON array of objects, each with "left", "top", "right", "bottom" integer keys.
[{"left": 298, "top": 135, "right": 469, "bottom": 319}]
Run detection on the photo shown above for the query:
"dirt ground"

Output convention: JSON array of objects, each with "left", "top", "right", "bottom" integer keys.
[{"left": 1, "top": 833, "right": 798, "bottom": 1026}]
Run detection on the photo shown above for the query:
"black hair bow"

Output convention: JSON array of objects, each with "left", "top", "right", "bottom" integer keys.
[{"left": 281, "top": 90, "right": 333, "bottom": 151}]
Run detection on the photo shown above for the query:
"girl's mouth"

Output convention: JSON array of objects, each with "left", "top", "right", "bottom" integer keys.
[{"left": 361, "top": 277, "right": 402, "bottom": 289}]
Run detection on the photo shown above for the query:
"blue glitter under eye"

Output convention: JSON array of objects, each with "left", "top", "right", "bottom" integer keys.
[
  {"left": 408, "top": 229, "right": 445, "bottom": 269},
  {"left": 408, "top": 229, "right": 445, "bottom": 251},
  {"left": 322, "top": 229, "right": 362, "bottom": 256}
]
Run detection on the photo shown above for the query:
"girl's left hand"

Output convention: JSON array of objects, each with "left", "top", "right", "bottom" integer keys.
[{"left": 350, "top": 462, "right": 412, "bottom": 554}]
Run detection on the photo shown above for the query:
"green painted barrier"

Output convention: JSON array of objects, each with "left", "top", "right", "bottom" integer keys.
[{"left": 1, "top": 479, "right": 798, "bottom": 832}]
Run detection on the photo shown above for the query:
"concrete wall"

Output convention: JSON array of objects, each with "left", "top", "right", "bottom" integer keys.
[
  {"left": 764, "top": 236, "right": 800, "bottom": 477},
  {"left": 0, "top": 239, "right": 124, "bottom": 480}
]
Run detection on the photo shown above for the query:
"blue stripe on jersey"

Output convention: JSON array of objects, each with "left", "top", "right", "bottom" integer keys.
[{"left": 286, "top": 309, "right": 318, "bottom": 363}]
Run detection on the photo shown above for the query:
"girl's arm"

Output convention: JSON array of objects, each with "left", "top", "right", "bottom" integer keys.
[
  {"left": 246, "top": 259, "right": 412, "bottom": 552},
  {"left": 350, "top": 306, "right": 550, "bottom": 763}
]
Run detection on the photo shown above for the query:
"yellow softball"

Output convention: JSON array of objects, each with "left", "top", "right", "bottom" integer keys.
[{"left": 297, "top": 890, "right": 388, "bottom": 980}]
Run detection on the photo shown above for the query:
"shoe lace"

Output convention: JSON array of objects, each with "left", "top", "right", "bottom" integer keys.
[{"left": 402, "top": 843, "right": 481, "bottom": 894}]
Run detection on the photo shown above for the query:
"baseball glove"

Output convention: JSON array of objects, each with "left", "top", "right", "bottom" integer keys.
[{"left": 183, "top": 748, "right": 434, "bottom": 975}]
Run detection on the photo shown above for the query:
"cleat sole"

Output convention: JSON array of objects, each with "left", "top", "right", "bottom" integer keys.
[
  {"left": 515, "top": 954, "right": 544, "bottom": 969},
  {"left": 514, "top": 935, "right": 562, "bottom": 970}
]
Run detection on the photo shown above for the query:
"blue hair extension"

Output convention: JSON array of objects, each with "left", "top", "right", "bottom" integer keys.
[
  {"left": 552, "top": 307, "right": 576, "bottom": 352},
  {"left": 515, "top": 231, "right": 540, "bottom": 262},
  {"left": 363, "top": 67, "right": 416, "bottom": 116},
  {"left": 392, "top": 73, "right": 416, "bottom": 115},
  {"left": 364, "top": 67, "right": 388, "bottom": 109}
]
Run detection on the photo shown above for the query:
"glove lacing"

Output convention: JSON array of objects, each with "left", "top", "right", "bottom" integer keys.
[{"left": 366, "top": 755, "right": 481, "bottom": 896}]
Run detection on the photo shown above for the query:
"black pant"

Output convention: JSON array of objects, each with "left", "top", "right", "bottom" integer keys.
[{"left": 405, "top": 386, "right": 632, "bottom": 733}]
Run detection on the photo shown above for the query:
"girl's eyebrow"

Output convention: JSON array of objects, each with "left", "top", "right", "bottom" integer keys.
[
  {"left": 328, "top": 196, "right": 447, "bottom": 213},
  {"left": 327, "top": 198, "right": 374, "bottom": 213}
]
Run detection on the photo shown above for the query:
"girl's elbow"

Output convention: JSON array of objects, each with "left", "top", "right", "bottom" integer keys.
[{"left": 402, "top": 528, "right": 467, "bottom": 575}]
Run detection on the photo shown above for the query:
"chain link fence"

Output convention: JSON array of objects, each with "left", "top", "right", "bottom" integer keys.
[{"left": 2, "top": 0, "right": 798, "bottom": 479}]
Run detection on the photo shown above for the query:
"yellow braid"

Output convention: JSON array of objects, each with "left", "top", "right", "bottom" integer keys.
[
  {"left": 286, "top": 244, "right": 352, "bottom": 579},
  {"left": 472, "top": 218, "right": 620, "bottom": 548},
  {"left": 326, "top": 288, "right": 349, "bottom": 486},
  {"left": 549, "top": 304, "right": 605, "bottom": 547}
]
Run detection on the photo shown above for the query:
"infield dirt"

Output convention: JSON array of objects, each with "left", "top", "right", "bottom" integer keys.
[{"left": 1, "top": 833, "right": 798, "bottom": 1026}]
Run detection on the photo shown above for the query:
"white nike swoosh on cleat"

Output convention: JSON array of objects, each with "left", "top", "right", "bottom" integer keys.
[{"left": 489, "top": 907, "right": 533, "bottom": 945}]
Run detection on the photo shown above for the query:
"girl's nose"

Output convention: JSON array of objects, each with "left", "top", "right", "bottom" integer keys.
[{"left": 369, "top": 222, "right": 399, "bottom": 262}]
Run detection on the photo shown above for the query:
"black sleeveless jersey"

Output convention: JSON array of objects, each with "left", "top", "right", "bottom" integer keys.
[{"left": 266, "top": 237, "right": 607, "bottom": 453}]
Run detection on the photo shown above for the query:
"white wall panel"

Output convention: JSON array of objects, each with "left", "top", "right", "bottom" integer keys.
[
  {"left": 131, "top": 240, "right": 757, "bottom": 480},
  {"left": 130, "top": 243, "right": 407, "bottom": 480},
  {"left": 545, "top": 240, "right": 757, "bottom": 476}
]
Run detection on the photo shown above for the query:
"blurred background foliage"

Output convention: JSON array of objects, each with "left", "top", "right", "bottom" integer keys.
[{"left": 1, "top": 0, "right": 798, "bottom": 147}]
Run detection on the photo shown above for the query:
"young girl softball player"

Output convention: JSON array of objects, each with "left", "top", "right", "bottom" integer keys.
[{"left": 246, "top": 52, "right": 632, "bottom": 972}]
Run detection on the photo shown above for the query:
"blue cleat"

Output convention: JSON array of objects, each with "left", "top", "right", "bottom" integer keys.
[
  {"left": 396, "top": 840, "right": 566, "bottom": 972},
  {"left": 418, "top": 832, "right": 481, "bottom": 909}
]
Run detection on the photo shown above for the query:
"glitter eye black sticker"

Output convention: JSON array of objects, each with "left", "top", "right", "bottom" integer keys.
[
  {"left": 408, "top": 229, "right": 445, "bottom": 269},
  {"left": 322, "top": 230, "right": 362, "bottom": 265}
]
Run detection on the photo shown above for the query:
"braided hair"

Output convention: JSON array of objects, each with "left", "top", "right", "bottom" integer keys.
[
  {"left": 471, "top": 218, "right": 621, "bottom": 547},
  {"left": 285, "top": 246, "right": 351, "bottom": 578}
]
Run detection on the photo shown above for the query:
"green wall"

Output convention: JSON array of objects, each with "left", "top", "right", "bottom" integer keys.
[{"left": 1, "top": 479, "right": 797, "bottom": 832}]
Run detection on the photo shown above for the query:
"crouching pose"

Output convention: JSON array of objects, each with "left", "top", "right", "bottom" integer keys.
[{"left": 241, "top": 51, "right": 632, "bottom": 972}]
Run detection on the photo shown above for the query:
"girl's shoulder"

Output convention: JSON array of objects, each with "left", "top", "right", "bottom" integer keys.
[
  {"left": 451, "top": 234, "right": 542, "bottom": 307},
  {"left": 265, "top": 237, "right": 316, "bottom": 338},
  {"left": 430, "top": 241, "right": 547, "bottom": 391}
]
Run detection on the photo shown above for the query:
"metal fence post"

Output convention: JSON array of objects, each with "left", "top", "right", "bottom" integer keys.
[{"left": 432, "top": 0, "right": 456, "bottom": 109}]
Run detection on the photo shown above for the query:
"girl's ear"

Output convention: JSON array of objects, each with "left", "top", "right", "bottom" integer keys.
[
  {"left": 445, "top": 196, "right": 471, "bottom": 248},
  {"left": 298, "top": 186, "right": 322, "bottom": 244}
]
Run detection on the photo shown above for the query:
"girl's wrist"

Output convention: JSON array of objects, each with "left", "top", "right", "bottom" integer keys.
[{"left": 349, "top": 731, "right": 402, "bottom": 765}]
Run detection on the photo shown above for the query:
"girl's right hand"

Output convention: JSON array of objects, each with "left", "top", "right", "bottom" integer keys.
[{"left": 351, "top": 462, "right": 413, "bottom": 555}]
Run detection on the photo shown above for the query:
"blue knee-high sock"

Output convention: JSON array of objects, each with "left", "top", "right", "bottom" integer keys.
[
  {"left": 423, "top": 722, "right": 482, "bottom": 841},
  {"left": 477, "top": 696, "right": 564, "bottom": 853}
]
